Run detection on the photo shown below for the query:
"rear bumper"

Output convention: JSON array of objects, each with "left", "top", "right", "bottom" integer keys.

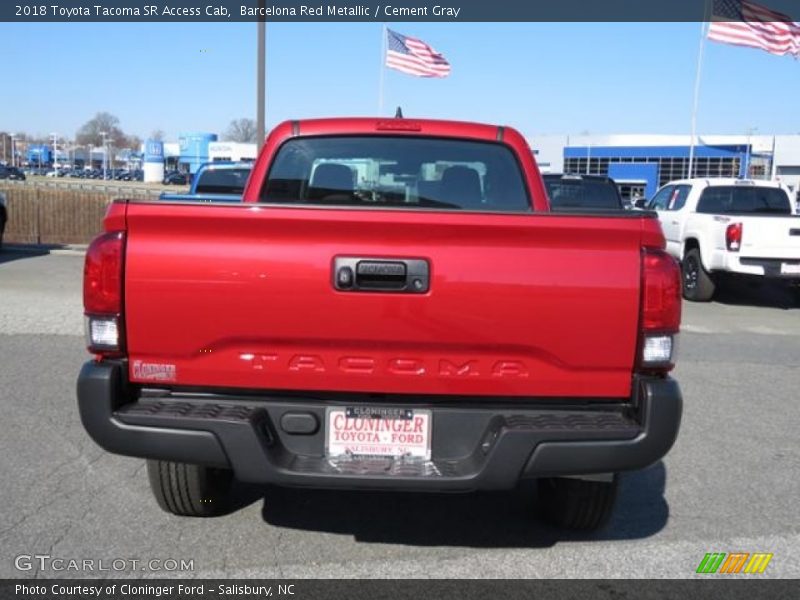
[
  {"left": 723, "top": 256, "right": 800, "bottom": 280},
  {"left": 77, "top": 361, "right": 682, "bottom": 492}
]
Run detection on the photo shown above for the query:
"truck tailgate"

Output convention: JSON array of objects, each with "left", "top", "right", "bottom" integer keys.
[
  {"left": 738, "top": 216, "right": 800, "bottom": 259},
  {"left": 123, "top": 203, "right": 645, "bottom": 398}
]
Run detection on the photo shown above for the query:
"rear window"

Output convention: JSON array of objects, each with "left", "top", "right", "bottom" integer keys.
[
  {"left": 260, "top": 136, "right": 530, "bottom": 212},
  {"left": 544, "top": 177, "right": 622, "bottom": 209},
  {"left": 195, "top": 167, "right": 251, "bottom": 195},
  {"left": 697, "top": 186, "right": 791, "bottom": 215}
]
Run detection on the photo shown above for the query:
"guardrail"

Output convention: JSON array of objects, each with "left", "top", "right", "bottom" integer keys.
[
  {"left": 1, "top": 181, "right": 162, "bottom": 245},
  {"left": 1, "top": 177, "right": 174, "bottom": 196}
]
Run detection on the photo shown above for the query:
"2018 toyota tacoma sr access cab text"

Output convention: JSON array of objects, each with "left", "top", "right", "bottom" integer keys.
[{"left": 77, "top": 117, "right": 683, "bottom": 530}]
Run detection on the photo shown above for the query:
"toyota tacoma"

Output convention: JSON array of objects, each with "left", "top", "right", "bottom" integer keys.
[{"left": 77, "top": 117, "right": 683, "bottom": 530}]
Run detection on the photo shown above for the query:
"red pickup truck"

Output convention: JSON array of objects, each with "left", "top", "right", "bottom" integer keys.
[{"left": 78, "top": 117, "right": 682, "bottom": 530}]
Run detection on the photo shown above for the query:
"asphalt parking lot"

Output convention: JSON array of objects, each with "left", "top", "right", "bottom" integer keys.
[{"left": 0, "top": 249, "right": 798, "bottom": 579}]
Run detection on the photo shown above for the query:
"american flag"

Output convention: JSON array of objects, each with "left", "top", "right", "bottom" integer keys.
[
  {"left": 709, "top": 0, "right": 800, "bottom": 57},
  {"left": 385, "top": 29, "right": 451, "bottom": 78}
]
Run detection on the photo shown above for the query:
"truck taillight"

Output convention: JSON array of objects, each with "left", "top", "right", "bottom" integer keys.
[
  {"left": 83, "top": 231, "right": 125, "bottom": 355},
  {"left": 726, "top": 222, "right": 743, "bottom": 251},
  {"left": 639, "top": 248, "right": 681, "bottom": 372}
]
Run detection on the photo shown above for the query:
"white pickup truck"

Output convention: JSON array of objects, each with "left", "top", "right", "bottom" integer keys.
[{"left": 647, "top": 178, "right": 800, "bottom": 301}]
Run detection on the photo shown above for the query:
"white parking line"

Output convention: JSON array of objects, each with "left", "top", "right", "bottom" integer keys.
[
  {"left": 682, "top": 325, "right": 719, "bottom": 334},
  {"left": 683, "top": 324, "right": 797, "bottom": 336}
]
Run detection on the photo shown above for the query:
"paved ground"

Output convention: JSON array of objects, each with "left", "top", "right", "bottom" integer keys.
[{"left": 1, "top": 249, "right": 798, "bottom": 579}]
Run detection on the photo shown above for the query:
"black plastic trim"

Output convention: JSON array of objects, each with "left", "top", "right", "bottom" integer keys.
[
  {"left": 522, "top": 377, "right": 682, "bottom": 477},
  {"left": 77, "top": 361, "right": 682, "bottom": 491},
  {"left": 76, "top": 361, "right": 229, "bottom": 468}
]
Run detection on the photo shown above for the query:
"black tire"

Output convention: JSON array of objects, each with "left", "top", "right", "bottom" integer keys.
[
  {"left": 682, "top": 248, "right": 715, "bottom": 302},
  {"left": 146, "top": 460, "right": 234, "bottom": 517},
  {"left": 537, "top": 475, "right": 619, "bottom": 531}
]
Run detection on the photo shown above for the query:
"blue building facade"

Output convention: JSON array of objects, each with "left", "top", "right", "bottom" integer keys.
[
  {"left": 563, "top": 144, "right": 765, "bottom": 200},
  {"left": 26, "top": 144, "right": 53, "bottom": 166},
  {"left": 178, "top": 132, "right": 218, "bottom": 174}
]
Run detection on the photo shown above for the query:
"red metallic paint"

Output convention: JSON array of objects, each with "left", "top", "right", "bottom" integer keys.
[{"left": 97, "top": 117, "right": 671, "bottom": 398}]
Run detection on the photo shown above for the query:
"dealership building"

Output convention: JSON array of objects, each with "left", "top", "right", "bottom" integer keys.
[
  {"left": 140, "top": 134, "right": 257, "bottom": 182},
  {"left": 532, "top": 134, "right": 800, "bottom": 202}
]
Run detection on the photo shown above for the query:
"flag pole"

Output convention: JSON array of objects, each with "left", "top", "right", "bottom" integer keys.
[
  {"left": 378, "top": 24, "right": 387, "bottom": 116},
  {"left": 256, "top": 17, "right": 266, "bottom": 152},
  {"left": 688, "top": 1, "right": 711, "bottom": 179}
]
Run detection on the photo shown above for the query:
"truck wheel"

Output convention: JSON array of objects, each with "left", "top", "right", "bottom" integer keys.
[
  {"left": 537, "top": 475, "right": 618, "bottom": 531},
  {"left": 146, "top": 460, "right": 234, "bottom": 517},
  {"left": 682, "top": 248, "right": 715, "bottom": 301}
]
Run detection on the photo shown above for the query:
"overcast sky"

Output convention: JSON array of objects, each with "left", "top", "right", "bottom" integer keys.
[{"left": 3, "top": 21, "right": 800, "bottom": 142}]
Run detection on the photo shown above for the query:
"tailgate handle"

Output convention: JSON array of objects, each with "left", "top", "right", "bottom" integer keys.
[
  {"left": 334, "top": 257, "right": 429, "bottom": 293},
  {"left": 790, "top": 229, "right": 800, "bottom": 236},
  {"left": 356, "top": 261, "right": 407, "bottom": 289}
]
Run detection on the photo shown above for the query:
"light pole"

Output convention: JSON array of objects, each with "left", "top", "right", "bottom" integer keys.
[
  {"left": 744, "top": 127, "right": 758, "bottom": 179},
  {"left": 99, "top": 131, "right": 108, "bottom": 179},
  {"left": 586, "top": 143, "right": 592, "bottom": 174},
  {"left": 9, "top": 133, "right": 16, "bottom": 168},
  {"left": 256, "top": 12, "right": 266, "bottom": 152},
  {"left": 51, "top": 133, "right": 58, "bottom": 171}
]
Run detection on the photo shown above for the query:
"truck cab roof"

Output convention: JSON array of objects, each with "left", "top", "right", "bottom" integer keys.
[{"left": 664, "top": 178, "right": 786, "bottom": 189}]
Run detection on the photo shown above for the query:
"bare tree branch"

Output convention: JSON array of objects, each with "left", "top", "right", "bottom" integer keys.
[{"left": 224, "top": 118, "right": 257, "bottom": 143}]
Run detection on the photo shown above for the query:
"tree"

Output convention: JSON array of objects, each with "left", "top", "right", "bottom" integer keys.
[
  {"left": 126, "top": 135, "right": 143, "bottom": 151},
  {"left": 224, "top": 118, "right": 257, "bottom": 143},
  {"left": 75, "top": 112, "right": 127, "bottom": 148},
  {"left": 149, "top": 129, "right": 165, "bottom": 141}
]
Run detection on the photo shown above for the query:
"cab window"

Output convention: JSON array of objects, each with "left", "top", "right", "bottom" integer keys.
[
  {"left": 668, "top": 185, "right": 691, "bottom": 211},
  {"left": 648, "top": 185, "right": 674, "bottom": 210}
]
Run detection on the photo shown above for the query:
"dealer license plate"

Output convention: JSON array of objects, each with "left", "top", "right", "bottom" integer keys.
[
  {"left": 780, "top": 262, "right": 800, "bottom": 275},
  {"left": 325, "top": 406, "right": 432, "bottom": 459}
]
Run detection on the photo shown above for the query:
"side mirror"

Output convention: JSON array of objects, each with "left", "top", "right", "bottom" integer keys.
[{"left": 634, "top": 198, "right": 648, "bottom": 209}]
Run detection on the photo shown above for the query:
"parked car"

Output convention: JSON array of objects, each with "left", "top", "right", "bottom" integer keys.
[
  {"left": 78, "top": 117, "right": 683, "bottom": 531},
  {"left": 542, "top": 173, "right": 624, "bottom": 210},
  {"left": 648, "top": 178, "right": 800, "bottom": 301},
  {"left": 0, "top": 166, "right": 26, "bottom": 181},
  {"left": 162, "top": 171, "right": 188, "bottom": 185},
  {"left": 159, "top": 162, "right": 252, "bottom": 202}
]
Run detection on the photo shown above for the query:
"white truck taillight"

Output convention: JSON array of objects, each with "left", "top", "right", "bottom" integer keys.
[
  {"left": 642, "top": 334, "right": 676, "bottom": 364},
  {"left": 639, "top": 248, "right": 681, "bottom": 372},
  {"left": 726, "top": 222, "right": 743, "bottom": 251},
  {"left": 83, "top": 231, "right": 125, "bottom": 355}
]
